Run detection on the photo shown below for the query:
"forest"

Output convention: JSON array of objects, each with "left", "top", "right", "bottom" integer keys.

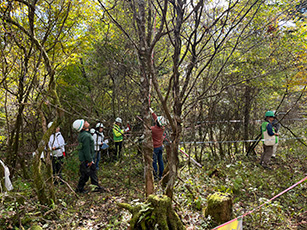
[{"left": 0, "top": 0, "right": 307, "bottom": 229}]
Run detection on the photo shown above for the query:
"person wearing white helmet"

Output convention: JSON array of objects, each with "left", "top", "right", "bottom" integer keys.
[
  {"left": 72, "top": 119, "right": 105, "bottom": 193},
  {"left": 90, "top": 128, "right": 96, "bottom": 135},
  {"left": 48, "top": 122, "right": 66, "bottom": 185},
  {"left": 149, "top": 108, "right": 166, "bottom": 181},
  {"left": 112, "top": 117, "right": 129, "bottom": 160},
  {"left": 92, "top": 123, "right": 105, "bottom": 170}
]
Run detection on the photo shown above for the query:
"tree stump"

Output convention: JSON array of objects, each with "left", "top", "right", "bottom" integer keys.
[
  {"left": 29, "top": 225, "right": 43, "bottom": 230},
  {"left": 118, "top": 194, "right": 185, "bottom": 230},
  {"left": 204, "top": 192, "right": 232, "bottom": 225}
]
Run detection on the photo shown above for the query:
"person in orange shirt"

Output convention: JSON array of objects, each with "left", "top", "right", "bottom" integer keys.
[{"left": 149, "top": 108, "right": 167, "bottom": 181}]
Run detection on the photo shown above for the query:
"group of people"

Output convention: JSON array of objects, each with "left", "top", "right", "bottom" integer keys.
[
  {"left": 47, "top": 108, "right": 279, "bottom": 193},
  {"left": 71, "top": 117, "right": 134, "bottom": 193},
  {"left": 70, "top": 112, "right": 167, "bottom": 193},
  {"left": 46, "top": 116, "right": 128, "bottom": 192},
  {"left": 260, "top": 110, "right": 280, "bottom": 170}
]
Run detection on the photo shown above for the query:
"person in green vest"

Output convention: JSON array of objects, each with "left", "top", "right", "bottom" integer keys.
[
  {"left": 260, "top": 111, "right": 279, "bottom": 169},
  {"left": 112, "top": 117, "right": 130, "bottom": 160}
]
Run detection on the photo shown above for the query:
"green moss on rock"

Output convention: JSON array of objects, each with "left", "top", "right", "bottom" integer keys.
[
  {"left": 29, "top": 225, "right": 43, "bottom": 230},
  {"left": 204, "top": 192, "right": 232, "bottom": 226}
]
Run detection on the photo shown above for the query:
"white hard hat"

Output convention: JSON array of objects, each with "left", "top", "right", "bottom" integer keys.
[
  {"left": 115, "top": 117, "right": 122, "bottom": 123},
  {"left": 96, "top": 123, "right": 104, "bottom": 128},
  {"left": 72, "top": 119, "right": 84, "bottom": 132},
  {"left": 90, "top": 128, "right": 95, "bottom": 134},
  {"left": 157, "top": 116, "right": 167, "bottom": 127},
  {"left": 47, "top": 122, "right": 53, "bottom": 129}
]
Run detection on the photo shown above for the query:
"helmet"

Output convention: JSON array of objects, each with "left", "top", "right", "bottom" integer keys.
[
  {"left": 157, "top": 116, "right": 167, "bottom": 127},
  {"left": 72, "top": 119, "right": 84, "bottom": 132},
  {"left": 115, "top": 117, "right": 122, "bottom": 123},
  {"left": 47, "top": 122, "right": 53, "bottom": 129},
  {"left": 265, "top": 111, "right": 275, "bottom": 117},
  {"left": 96, "top": 123, "right": 104, "bottom": 128},
  {"left": 90, "top": 128, "right": 96, "bottom": 134}
]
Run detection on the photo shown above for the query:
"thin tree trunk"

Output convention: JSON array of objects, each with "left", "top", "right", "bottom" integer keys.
[{"left": 244, "top": 82, "right": 252, "bottom": 152}]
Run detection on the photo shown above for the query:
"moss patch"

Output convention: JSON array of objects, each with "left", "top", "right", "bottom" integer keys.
[
  {"left": 118, "top": 194, "right": 185, "bottom": 230},
  {"left": 204, "top": 192, "right": 232, "bottom": 226}
]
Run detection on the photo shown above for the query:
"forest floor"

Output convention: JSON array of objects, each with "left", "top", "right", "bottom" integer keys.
[{"left": 1, "top": 141, "right": 307, "bottom": 229}]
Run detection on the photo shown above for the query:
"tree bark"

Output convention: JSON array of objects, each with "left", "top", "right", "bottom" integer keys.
[
  {"left": 244, "top": 82, "right": 252, "bottom": 152},
  {"left": 2, "top": 0, "right": 67, "bottom": 205},
  {"left": 137, "top": 0, "right": 154, "bottom": 197}
]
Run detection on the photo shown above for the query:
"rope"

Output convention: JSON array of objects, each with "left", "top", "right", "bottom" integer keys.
[
  {"left": 212, "top": 176, "right": 307, "bottom": 229},
  {"left": 180, "top": 136, "right": 304, "bottom": 145}
]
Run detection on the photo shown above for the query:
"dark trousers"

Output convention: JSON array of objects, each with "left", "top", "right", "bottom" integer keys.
[
  {"left": 115, "top": 141, "right": 123, "bottom": 159},
  {"left": 77, "top": 162, "right": 99, "bottom": 192},
  {"left": 52, "top": 156, "right": 63, "bottom": 181},
  {"left": 93, "top": 150, "right": 101, "bottom": 169},
  {"left": 260, "top": 145, "right": 274, "bottom": 167},
  {"left": 153, "top": 146, "right": 164, "bottom": 179}
]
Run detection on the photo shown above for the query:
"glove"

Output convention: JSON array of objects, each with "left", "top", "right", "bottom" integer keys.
[
  {"left": 63, "top": 152, "right": 66, "bottom": 157},
  {"left": 125, "top": 123, "right": 131, "bottom": 132},
  {"left": 149, "top": 108, "right": 154, "bottom": 113},
  {"left": 104, "top": 139, "right": 109, "bottom": 144}
]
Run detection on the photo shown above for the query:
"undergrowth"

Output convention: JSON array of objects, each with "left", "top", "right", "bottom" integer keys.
[{"left": 0, "top": 141, "right": 306, "bottom": 229}]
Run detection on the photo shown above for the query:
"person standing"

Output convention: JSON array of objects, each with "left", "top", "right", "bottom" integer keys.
[
  {"left": 72, "top": 119, "right": 104, "bottom": 193},
  {"left": 48, "top": 122, "right": 65, "bottom": 185},
  {"left": 260, "top": 111, "right": 279, "bottom": 169},
  {"left": 149, "top": 108, "right": 166, "bottom": 181},
  {"left": 90, "top": 128, "right": 96, "bottom": 135},
  {"left": 112, "top": 117, "right": 127, "bottom": 160},
  {"left": 93, "top": 123, "right": 104, "bottom": 170}
]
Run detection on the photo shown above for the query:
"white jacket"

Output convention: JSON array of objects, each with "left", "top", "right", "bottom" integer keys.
[
  {"left": 93, "top": 131, "right": 104, "bottom": 151},
  {"left": 48, "top": 132, "right": 65, "bottom": 157}
]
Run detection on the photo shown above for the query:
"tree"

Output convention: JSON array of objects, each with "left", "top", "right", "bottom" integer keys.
[
  {"left": 0, "top": 0, "right": 92, "bottom": 205},
  {"left": 98, "top": 0, "right": 305, "bottom": 198}
]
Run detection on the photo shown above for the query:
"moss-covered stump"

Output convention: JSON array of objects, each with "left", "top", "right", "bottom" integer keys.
[
  {"left": 204, "top": 192, "right": 232, "bottom": 226},
  {"left": 118, "top": 195, "right": 185, "bottom": 230},
  {"left": 29, "top": 225, "right": 43, "bottom": 230}
]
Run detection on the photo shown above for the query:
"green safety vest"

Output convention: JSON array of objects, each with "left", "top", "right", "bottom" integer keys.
[
  {"left": 261, "top": 121, "right": 278, "bottom": 146},
  {"left": 112, "top": 123, "right": 124, "bottom": 142}
]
